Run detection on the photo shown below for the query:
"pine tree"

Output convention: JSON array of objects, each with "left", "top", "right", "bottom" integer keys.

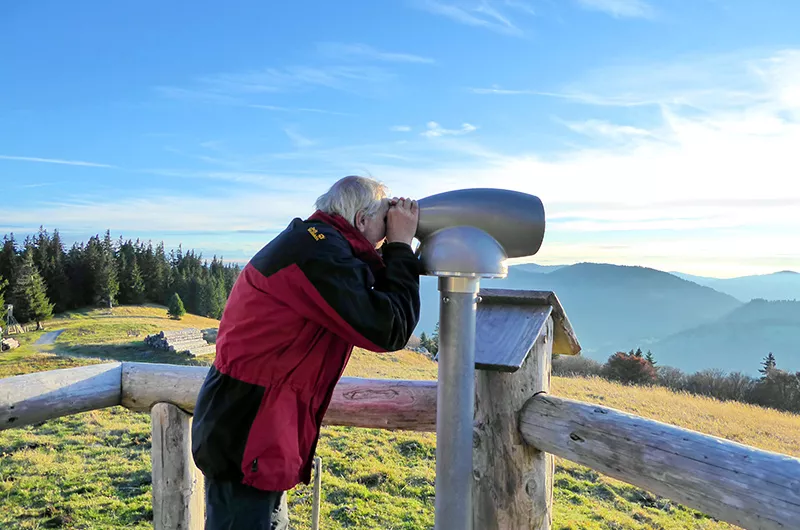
[
  {"left": 760, "top": 353, "right": 777, "bottom": 376},
  {"left": 0, "top": 274, "right": 8, "bottom": 309},
  {"left": 84, "top": 231, "right": 119, "bottom": 308},
  {"left": 115, "top": 239, "right": 136, "bottom": 304},
  {"left": 0, "top": 234, "right": 18, "bottom": 289},
  {"left": 200, "top": 275, "right": 227, "bottom": 319},
  {"left": 645, "top": 350, "right": 656, "bottom": 366},
  {"left": 429, "top": 322, "right": 440, "bottom": 356},
  {"left": 98, "top": 231, "right": 119, "bottom": 308},
  {"left": 168, "top": 292, "right": 186, "bottom": 320},
  {"left": 30, "top": 227, "right": 71, "bottom": 312},
  {"left": 10, "top": 253, "right": 54, "bottom": 329},
  {"left": 635, "top": 347, "right": 643, "bottom": 358},
  {"left": 127, "top": 261, "right": 147, "bottom": 304},
  {"left": 420, "top": 331, "right": 429, "bottom": 351},
  {"left": 47, "top": 229, "right": 71, "bottom": 311},
  {"left": 64, "top": 241, "right": 91, "bottom": 309}
]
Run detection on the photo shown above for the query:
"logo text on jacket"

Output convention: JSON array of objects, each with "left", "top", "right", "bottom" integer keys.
[{"left": 308, "top": 227, "right": 326, "bottom": 241}]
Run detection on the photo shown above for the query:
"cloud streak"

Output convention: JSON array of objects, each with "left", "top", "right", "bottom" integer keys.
[
  {"left": 316, "top": 42, "right": 435, "bottom": 64},
  {"left": 575, "top": 0, "right": 655, "bottom": 19},
  {"left": 0, "top": 154, "right": 116, "bottom": 168},
  {"left": 157, "top": 63, "right": 396, "bottom": 111},
  {"left": 421, "top": 121, "right": 478, "bottom": 137},
  {"left": 562, "top": 119, "right": 653, "bottom": 140},
  {"left": 411, "top": 0, "right": 534, "bottom": 35},
  {"left": 468, "top": 86, "right": 542, "bottom": 95},
  {"left": 284, "top": 128, "right": 316, "bottom": 148}
]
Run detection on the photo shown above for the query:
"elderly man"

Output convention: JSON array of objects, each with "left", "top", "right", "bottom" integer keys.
[{"left": 191, "top": 175, "right": 421, "bottom": 529}]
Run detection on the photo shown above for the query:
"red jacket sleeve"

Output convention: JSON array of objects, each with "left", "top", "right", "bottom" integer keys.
[{"left": 288, "top": 239, "right": 421, "bottom": 352}]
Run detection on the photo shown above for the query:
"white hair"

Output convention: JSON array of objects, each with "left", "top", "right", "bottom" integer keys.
[{"left": 315, "top": 175, "right": 389, "bottom": 225}]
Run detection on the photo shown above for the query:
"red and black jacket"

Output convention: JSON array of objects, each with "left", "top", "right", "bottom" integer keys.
[{"left": 191, "top": 211, "right": 421, "bottom": 492}]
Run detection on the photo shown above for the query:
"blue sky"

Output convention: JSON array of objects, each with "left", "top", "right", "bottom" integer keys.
[{"left": 2, "top": 0, "right": 800, "bottom": 278}]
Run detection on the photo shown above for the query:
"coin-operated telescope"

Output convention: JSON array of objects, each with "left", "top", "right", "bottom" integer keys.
[
  {"left": 415, "top": 188, "right": 545, "bottom": 277},
  {"left": 412, "top": 188, "right": 546, "bottom": 530}
]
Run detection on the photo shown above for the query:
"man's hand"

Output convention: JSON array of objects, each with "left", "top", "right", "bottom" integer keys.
[{"left": 386, "top": 197, "right": 419, "bottom": 246}]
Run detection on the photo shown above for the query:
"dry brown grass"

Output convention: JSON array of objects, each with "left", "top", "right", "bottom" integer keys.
[{"left": 552, "top": 374, "right": 800, "bottom": 457}]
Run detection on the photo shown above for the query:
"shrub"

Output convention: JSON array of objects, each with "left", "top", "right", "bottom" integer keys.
[
  {"left": 602, "top": 352, "right": 658, "bottom": 385},
  {"left": 656, "top": 366, "right": 686, "bottom": 390},
  {"left": 684, "top": 369, "right": 729, "bottom": 398},
  {"left": 167, "top": 292, "right": 186, "bottom": 320},
  {"left": 553, "top": 355, "right": 603, "bottom": 378}
]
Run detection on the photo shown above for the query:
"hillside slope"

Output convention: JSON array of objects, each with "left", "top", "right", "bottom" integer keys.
[
  {"left": 418, "top": 263, "right": 743, "bottom": 360},
  {"left": 2, "top": 305, "right": 798, "bottom": 529},
  {"left": 653, "top": 299, "right": 800, "bottom": 374},
  {"left": 673, "top": 270, "right": 800, "bottom": 302}
]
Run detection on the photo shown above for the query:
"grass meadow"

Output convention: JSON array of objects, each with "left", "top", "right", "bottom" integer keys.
[{"left": 2, "top": 305, "right": 799, "bottom": 529}]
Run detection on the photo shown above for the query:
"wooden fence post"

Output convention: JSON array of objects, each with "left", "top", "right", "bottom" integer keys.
[
  {"left": 473, "top": 316, "right": 554, "bottom": 530},
  {"left": 151, "top": 402, "right": 205, "bottom": 530}
]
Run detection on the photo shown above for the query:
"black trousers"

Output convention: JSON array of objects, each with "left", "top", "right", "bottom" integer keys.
[{"left": 204, "top": 478, "right": 289, "bottom": 530}]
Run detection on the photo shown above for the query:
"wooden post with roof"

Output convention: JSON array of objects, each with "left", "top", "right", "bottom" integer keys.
[{"left": 472, "top": 288, "right": 580, "bottom": 530}]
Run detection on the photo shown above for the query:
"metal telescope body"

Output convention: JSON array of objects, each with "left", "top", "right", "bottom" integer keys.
[{"left": 413, "top": 188, "right": 546, "bottom": 530}]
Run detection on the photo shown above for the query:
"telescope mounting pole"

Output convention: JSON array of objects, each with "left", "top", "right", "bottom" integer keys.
[
  {"left": 415, "top": 188, "right": 546, "bottom": 530},
  {"left": 435, "top": 276, "right": 480, "bottom": 530}
]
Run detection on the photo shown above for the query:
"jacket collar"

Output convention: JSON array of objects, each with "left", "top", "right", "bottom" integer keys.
[{"left": 306, "top": 210, "right": 386, "bottom": 274}]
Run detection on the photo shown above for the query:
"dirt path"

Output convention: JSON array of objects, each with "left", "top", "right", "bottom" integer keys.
[{"left": 35, "top": 329, "right": 65, "bottom": 346}]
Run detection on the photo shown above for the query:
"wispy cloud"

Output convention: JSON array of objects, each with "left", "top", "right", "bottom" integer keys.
[
  {"left": 390, "top": 125, "right": 412, "bottom": 132},
  {"left": 562, "top": 119, "right": 653, "bottom": 140},
  {"left": 16, "top": 182, "right": 53, "bottom": 189},
  {"left": 186, "top": 65, "right": 394, "bottom": 98},
  {"left": 284, "top": 128, "right": 316, "bottom": 148},
  {"left": 247, "top": 104, "right": 349, "bottom": 116},
  {"left": 153, "top": 86, "right": 242, "bottom": 105},
  {"left": 4, "top": 189, "right": 316, "bottom": 235},
  {"left": 153, "top": 90, "right": 346, "bottom": 115},
  {"left": 0, "top": 154, "right": 116, "bottom": 168},
  {"left": 540, "top": 49, "right": 789, "bottom": 109},
  {"left": 317, "top": 42, "right": 435, "bottom": 64},
  {"left": 575, "top": 0, "right": 655, "bottom": 19},
  {"left": 421, "top": 121, "right": 478, "bottom": 137},
  {"left": 411, "top": 0, "right": 534, "bottom": 35},
  {"left": 157, "top": 63, "right": 394, "bottom": 110},
  {"left": 468, "top": 85, "right": 541, "bottom": 95}
]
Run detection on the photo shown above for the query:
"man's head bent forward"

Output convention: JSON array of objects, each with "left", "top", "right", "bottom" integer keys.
[{"left": 315, "top": 176, "right": 392, "bottom": 248}]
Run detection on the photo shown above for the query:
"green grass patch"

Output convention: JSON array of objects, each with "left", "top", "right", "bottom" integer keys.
[{"left": 0, "top": 305, "right": 792, "bottom": 528}]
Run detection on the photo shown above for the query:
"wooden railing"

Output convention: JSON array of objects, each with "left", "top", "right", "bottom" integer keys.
[{"left": 3, "top": 336, "right": 800, "bottom": 529}]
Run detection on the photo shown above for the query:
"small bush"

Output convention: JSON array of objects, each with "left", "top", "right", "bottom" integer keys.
[
  {"left": 553, "top": 355, "right": 603, "bottom": 378},
  {"left": 656, "top": 366, "right": 686, "bottom": 390},
  {"left": 603, "top": 352, "right": 658, "bottom": 385},
  {"left": 167, "top": 292, "right": 186, "bottom": 320}
]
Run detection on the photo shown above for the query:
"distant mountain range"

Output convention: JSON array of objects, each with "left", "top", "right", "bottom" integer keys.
[
  {"left": 653, "top": 299, "right": 800, "bottom": 374},
  {"left": 414, "top": 263, "right": 800, "bottom": 375},
  {"left": 670, "top": 270, "right": 800, "bottom": 303}
]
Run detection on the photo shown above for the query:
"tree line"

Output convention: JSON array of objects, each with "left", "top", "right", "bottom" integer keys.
[
  {"left": 553, "top": 348, "right": 800, "bottom": 415},
  {"left": 0, "top": 227, "right": 240, "bottom": 328}
]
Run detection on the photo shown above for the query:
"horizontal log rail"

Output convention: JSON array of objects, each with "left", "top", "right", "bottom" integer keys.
[
  {"left": 0, "top": 362, "right": 122, "bottom": 429},
  {"left": 121, "top": 362, "right": 437, "bottom": 431},
  {"left": 3, "top": 362, "right": 800, "bottom": 529},
  {"left": 1, "top": 362, "right": 437, "bottom": 432},
  {"left": 520, "top": 394, "right": 800, "bottom": 530}
]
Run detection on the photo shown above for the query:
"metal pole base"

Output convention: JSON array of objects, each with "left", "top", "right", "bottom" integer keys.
[{"left": 435, "top": 276, "right": 480, "bottom": 530}]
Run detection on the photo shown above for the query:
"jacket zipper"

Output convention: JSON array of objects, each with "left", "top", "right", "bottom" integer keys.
[{"left": 251, "top": 458, "right": 258, "bottom": 473}]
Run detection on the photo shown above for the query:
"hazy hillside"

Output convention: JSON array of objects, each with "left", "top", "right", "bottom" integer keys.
[
  {"left": 672, "top": 270, "right": 800, "bottom": 302},
  {"left": 653, "top": 299, "right": 800, "bottom": 375},
  {"left": 509, "top": 263, "right": 565, "bottom": 274},
  {"left": 417, "top": 263, "right": 742, "bottom": 360}
]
